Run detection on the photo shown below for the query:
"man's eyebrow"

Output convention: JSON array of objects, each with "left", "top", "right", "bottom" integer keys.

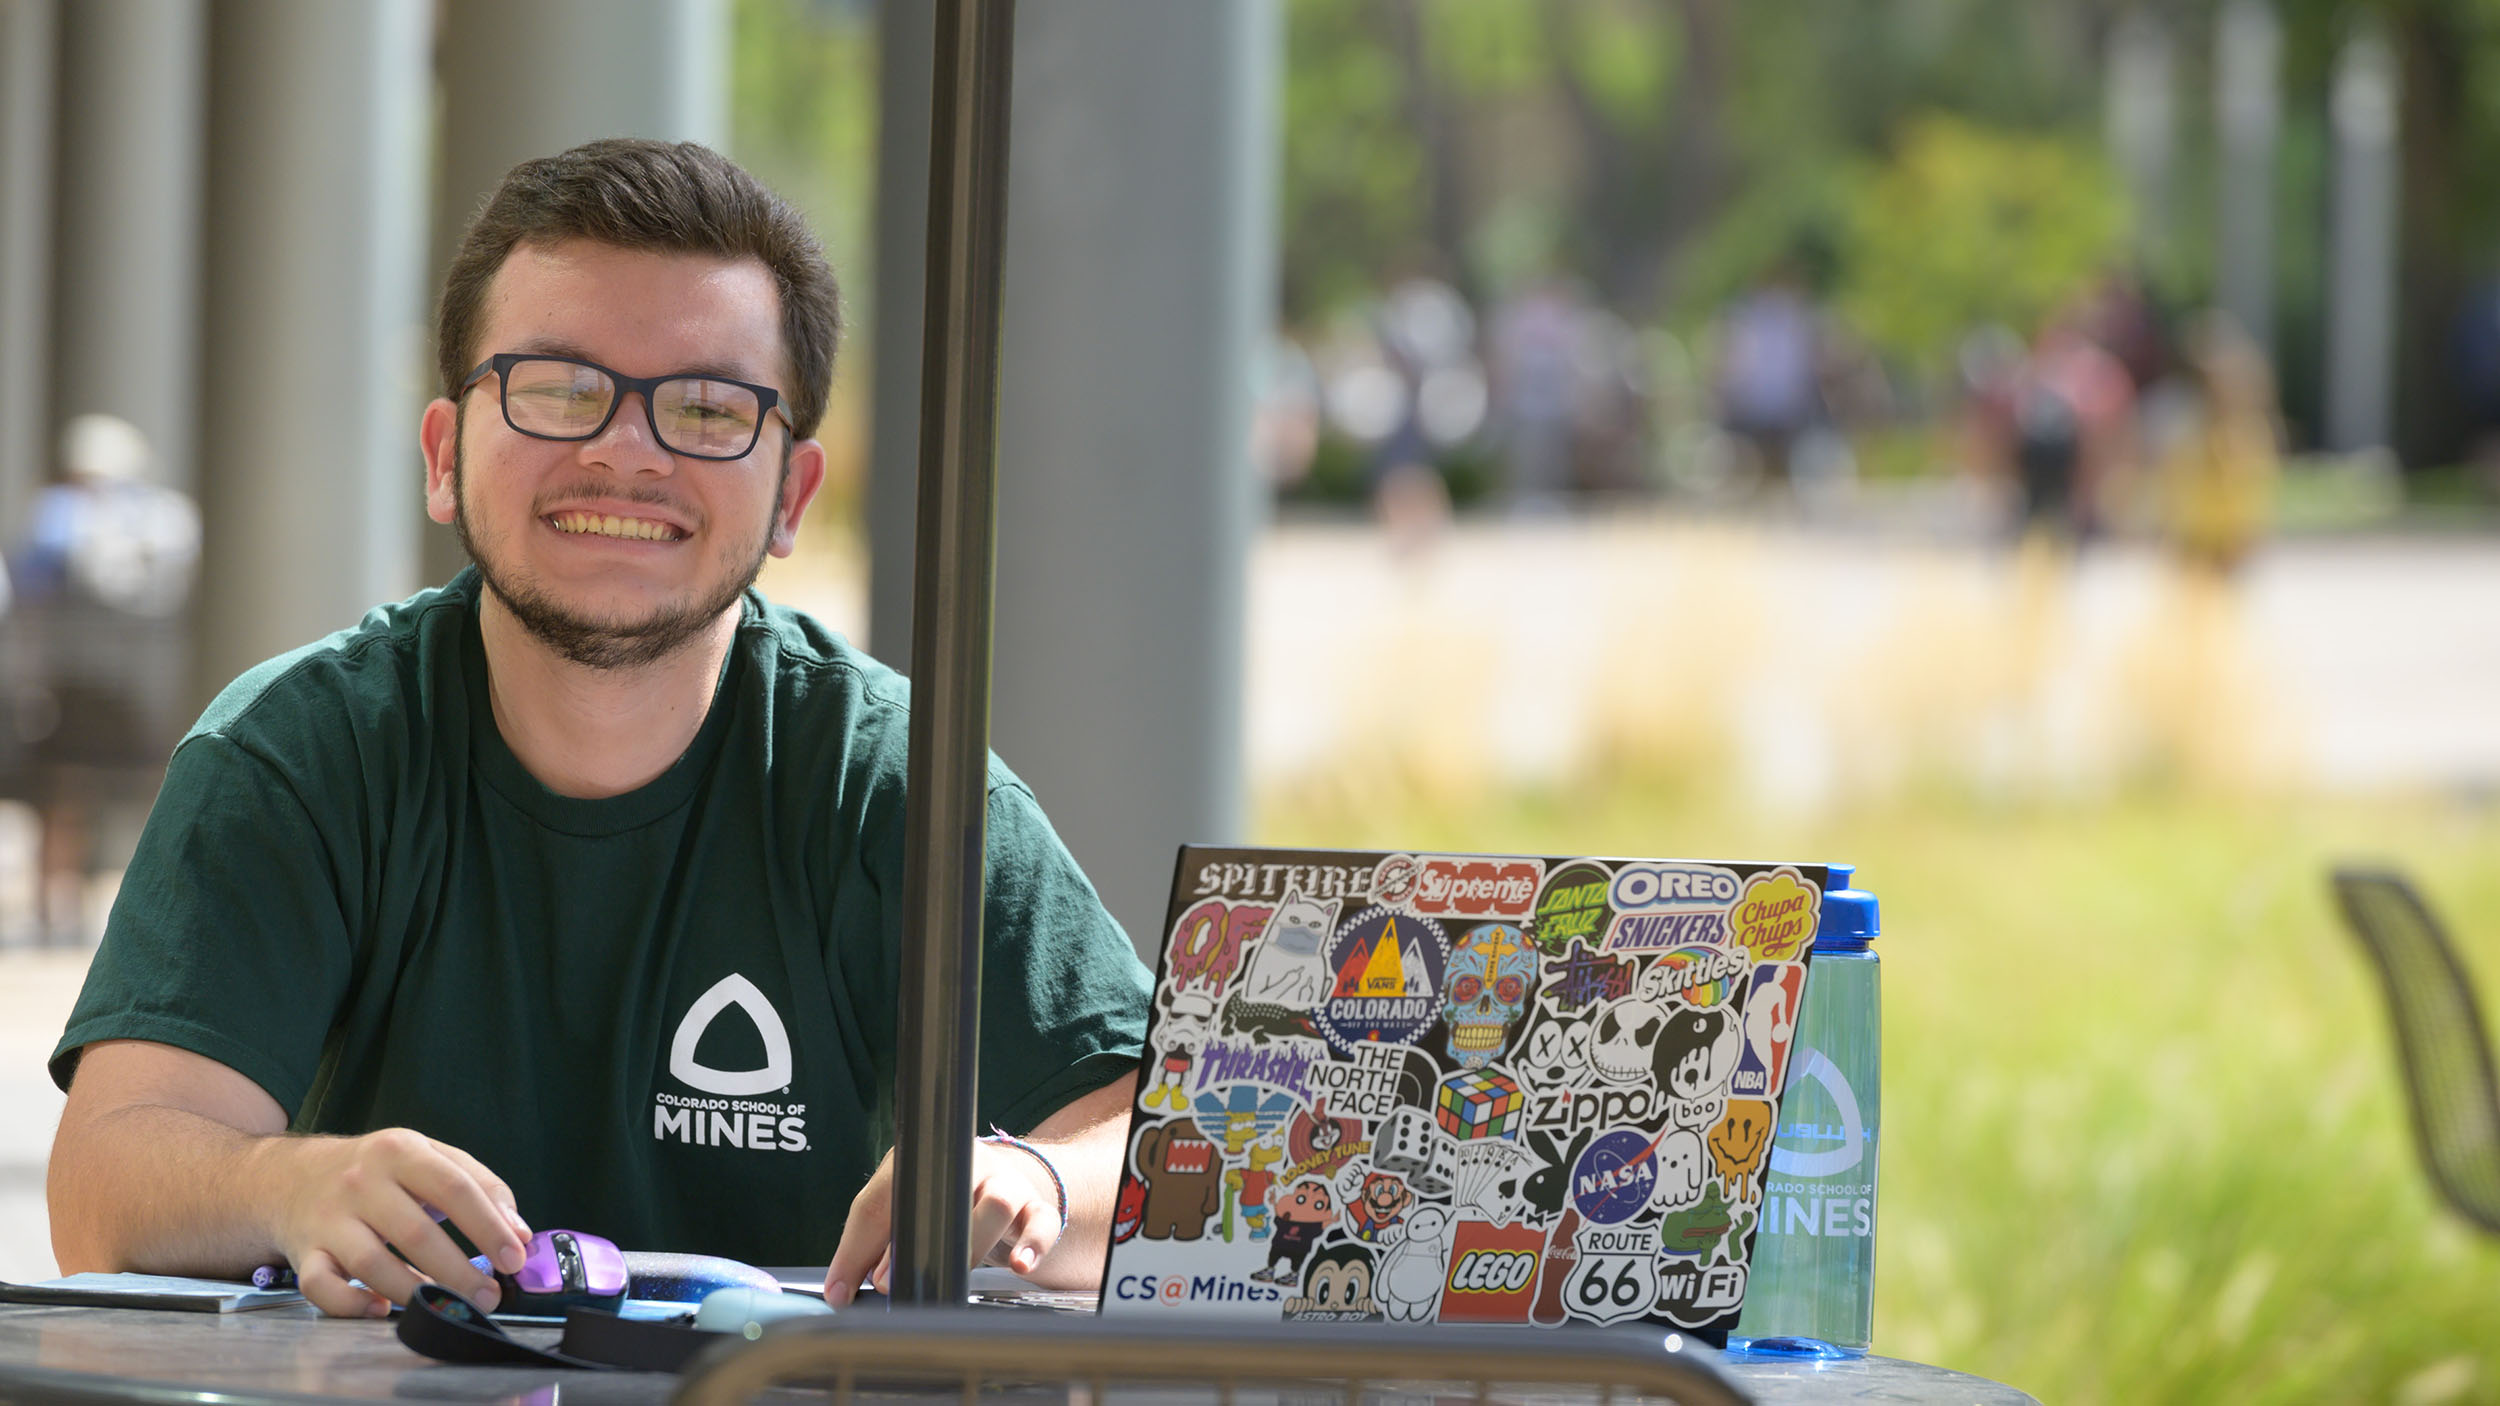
[{"left": 506, "top": 338, "right": 767, "bottom": 385}]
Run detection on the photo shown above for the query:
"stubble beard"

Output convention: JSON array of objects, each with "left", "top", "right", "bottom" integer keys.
[{"left": 450, "top": 417, "right": 785, "bottom": 672}]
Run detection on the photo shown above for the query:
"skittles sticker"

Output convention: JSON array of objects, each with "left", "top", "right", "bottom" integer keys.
[{"left": 1315, "top": 906, "right": 1449, "bottom": 1054}]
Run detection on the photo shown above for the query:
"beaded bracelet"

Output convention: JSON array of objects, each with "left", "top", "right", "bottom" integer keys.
[{"left": 980, "top": 1128, "right": 1069, "bottom": 1230}]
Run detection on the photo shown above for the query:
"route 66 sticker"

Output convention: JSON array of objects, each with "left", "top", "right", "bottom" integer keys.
[{"left": 1564, "top": 1249, "right": 1658, "bottom": 1325}]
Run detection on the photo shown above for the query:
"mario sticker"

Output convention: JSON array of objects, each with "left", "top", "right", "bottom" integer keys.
[{"left": 1315, "top": 906, "right": 1447, "bottom": 1054}]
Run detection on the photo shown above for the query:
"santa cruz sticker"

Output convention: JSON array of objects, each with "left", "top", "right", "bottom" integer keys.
[{"left": 1315, "top": 906, "right": 1449, "bottom": 1055}]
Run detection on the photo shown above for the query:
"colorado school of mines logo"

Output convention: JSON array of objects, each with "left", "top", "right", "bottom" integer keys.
[{"left": 651, "top": 973, "right": 810, "bottom": 1152}]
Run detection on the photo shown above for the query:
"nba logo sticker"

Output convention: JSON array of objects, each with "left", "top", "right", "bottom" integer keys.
[
  {"left": 1728, "top": 962, "right": 1806, "bottom": 1100},
  {"left": 1316, "top": 906, "right": 1448, "bottom": 1054}
]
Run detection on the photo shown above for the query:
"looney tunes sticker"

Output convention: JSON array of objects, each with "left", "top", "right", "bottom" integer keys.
[{"left": 1111, "top": 845, "right": 1826, "bottom": 1345}]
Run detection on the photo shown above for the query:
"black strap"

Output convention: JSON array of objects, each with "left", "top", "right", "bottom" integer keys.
[
  {"left": 400, "top": 1284, "right": 615, "bottom": 1370},
  {"left": 401, "top": 1284, "right": 722, "bottom": 1372}
]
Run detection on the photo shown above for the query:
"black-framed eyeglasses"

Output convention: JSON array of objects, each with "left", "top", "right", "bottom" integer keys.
[{"left": 460, "top": 353, "right": 793, "bottom": 462}]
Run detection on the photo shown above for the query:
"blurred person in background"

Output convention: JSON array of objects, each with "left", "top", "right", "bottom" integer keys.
[
  {"left": 2161, "top": 311, "right": 2280, "bottom": 578},
  {"left": 1488, "top": 277, "right": 1581, "bottom": 510},
  {"left": 1714, "top": 262, "right": 1825, "bottom": 497},
  {"left": 2009, "top": 307, "right": 2135, "bottom": 544},
  {"left": 3, "top": 414, "right": 199, "bottom": 947}
]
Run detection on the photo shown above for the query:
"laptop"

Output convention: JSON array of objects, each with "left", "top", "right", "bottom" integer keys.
[{"left": 1100, "top": 845, "right": 1824, "bottom": 1344}]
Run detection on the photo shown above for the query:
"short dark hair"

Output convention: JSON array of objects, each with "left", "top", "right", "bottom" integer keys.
[{"left": 437, "top": 139, "right": 840, "bottom": 440}]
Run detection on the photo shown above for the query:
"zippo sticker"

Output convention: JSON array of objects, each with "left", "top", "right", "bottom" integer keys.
[
  {"left": 1315, "top": 906, "right": 1448, "bottom": 1053},
  {"left": 1731, "top": 868, "right": 1818, "bottom": 963},
  {"left": 1438, "top": 1220, "right": 1544, "bottom": 1323},
  {"left": 1728, "top": 962, "right": 1805, "bottom": 1100}
]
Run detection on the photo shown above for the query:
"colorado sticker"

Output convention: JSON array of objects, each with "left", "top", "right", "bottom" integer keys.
[{"left": 1315, "top": 906, "right": 1449, "bottom": 1054}]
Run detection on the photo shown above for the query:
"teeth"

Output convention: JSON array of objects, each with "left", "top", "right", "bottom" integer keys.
[{"left": 551, "top": 511, "right": 678, "bottom": 541}]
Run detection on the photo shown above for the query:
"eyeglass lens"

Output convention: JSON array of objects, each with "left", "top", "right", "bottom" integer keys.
[{"left": 501, "top": 358, "right": 764, "bottom": 458}]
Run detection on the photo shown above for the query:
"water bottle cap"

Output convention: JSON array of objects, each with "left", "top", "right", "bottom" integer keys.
[
  {"left": 1823, "top": 863, "right": 1856, "bottom": 893},
  {"left": 1815, "top": 887, "right": 1880, "bottom": 947}
]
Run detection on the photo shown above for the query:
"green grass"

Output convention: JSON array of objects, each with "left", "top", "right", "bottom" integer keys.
[{"left": 1255, "top": 766, "right": 2500, "bottom": 1404}]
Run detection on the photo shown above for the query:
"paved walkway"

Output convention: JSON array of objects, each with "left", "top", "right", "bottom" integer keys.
[{"left": 0, "top": 954, "right": 80, "bottom": 1282}]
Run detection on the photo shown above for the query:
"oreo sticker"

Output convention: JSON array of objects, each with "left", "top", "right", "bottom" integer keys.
[
  {"left": 1530, "top": 862, "right": 1614, "bottom": 955},
  {"left": 1569, "top": 1126, "right": 1666, "bottom": 1225},
  {"left": 1315, "top": 905, "right": 1449, "bottom": 1054}
]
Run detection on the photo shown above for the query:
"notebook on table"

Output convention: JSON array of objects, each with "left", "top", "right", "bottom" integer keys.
[{"left": 1099, "top": 846, "right": 1824, "bottom": 1344}]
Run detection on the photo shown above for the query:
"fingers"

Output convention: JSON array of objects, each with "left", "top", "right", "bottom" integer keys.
[
  {"left": 294, "top": 1246, "right": 390, "bottom": 1320},
  {"left": 969, "top": 1149, "right": 1063, "bottom": 1278},
  {"left": 427, "top": 1142, "right": 531, "bottom": 1274},
  {"left": 351, "top": 1133, "right": 505, "bottom": 1305},
  {"left": 824, "top": 1156, "right": 896, "bottom": 1306}
]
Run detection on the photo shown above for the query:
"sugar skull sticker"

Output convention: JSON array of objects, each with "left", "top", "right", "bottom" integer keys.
[{"left": 1442, "top": 922, "right": 1537, "bottom": 1066}]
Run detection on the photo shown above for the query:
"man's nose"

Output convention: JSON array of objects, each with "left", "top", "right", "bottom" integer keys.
[{"left": 581, "top": 390, "right": 675, "bottom": 472}]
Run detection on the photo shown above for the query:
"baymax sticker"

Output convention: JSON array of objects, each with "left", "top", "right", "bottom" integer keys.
[
  {"left": 1315, "top": 906, "right": 1448, "bottom": 1053},
  {"left": 1730, "top": 961, "right": 1806, "bottom": 1100},
  {"left": 1731, "top": 868, "right": 1818, "bottom": 963},
  {"left": 1376, "top": 1205, "right": 1454, "bottom": 1321}
]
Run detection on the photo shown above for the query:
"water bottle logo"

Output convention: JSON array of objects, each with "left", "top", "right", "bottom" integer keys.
[{"left": 1767, "top": 1046, "right": 1863, "bottom": 1178}]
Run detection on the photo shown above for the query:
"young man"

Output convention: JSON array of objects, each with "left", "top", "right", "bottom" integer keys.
[{"left": 44, "top": 140, "right": 1150, "bottom": 1318}]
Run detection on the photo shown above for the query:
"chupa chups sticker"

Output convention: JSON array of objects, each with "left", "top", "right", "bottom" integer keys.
[
  {"left": 1732, "top": 867, "right": 1819, "bottom": 963},
  {"left": 1315, "top": 905, "right": 1448, "bottom": 1053}
]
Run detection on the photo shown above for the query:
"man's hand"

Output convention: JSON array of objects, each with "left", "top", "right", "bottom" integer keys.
[
  {"left": 248, "top": 1128, "right": 532, "bottom": 1318},
  {"left": 49, "top": 1040, "right": 532, "bottom": 1318},
  {"left": 821, "top": 1071, "right": 1138, "bottom": 1306},
  {"left": 821, "top": 1137, "right": 1063, "bottom": 1304}
]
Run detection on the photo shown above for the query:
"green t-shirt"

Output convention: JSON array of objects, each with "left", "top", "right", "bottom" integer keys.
[{"left": 51, "top": 569, "right": 1150, "bottom": 1263}]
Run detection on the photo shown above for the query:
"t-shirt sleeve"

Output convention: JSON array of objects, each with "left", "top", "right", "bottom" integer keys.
[
  {"left": 49, "top": 732, "right": 357, "bottom": 1116},
  {"left": 973, "top": 779, "right": 1152, "bottom": 1135}
]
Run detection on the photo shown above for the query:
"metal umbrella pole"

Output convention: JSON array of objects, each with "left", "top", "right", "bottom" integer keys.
[{"left": 890, "top": 0, "right": 1016, "bottom": 1308}]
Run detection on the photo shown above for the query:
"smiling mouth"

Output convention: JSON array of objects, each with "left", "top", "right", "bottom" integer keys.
[{"left": 547, "top": 510, "right": 684, "bottom": 542}]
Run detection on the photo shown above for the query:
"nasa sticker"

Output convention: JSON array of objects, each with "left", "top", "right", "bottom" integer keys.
[
  {"left": 1315, "top": 905, "right": 1450, "bottom": 1054},
  {"left": 1568, "top": 1126, "right": 1665, "bottom": 1225}
]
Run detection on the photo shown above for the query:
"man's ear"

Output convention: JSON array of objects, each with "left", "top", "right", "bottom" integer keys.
[
  {"left": 770, "top": 437, "right": 829, "bottom": 558},
  {"left": 420, "top": 398, "right": 460, "bottom": 527}
]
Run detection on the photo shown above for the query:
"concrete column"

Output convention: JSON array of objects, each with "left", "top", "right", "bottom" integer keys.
[
  {"left": 2104, "top": 10, "right": 2175, "bottom": 253},
  {"left": 0, "top": 0, "right": 55, "bottom": 540},
  {"left": 874, "top": 1, "right": 1276, "bottom": 952},
  {"left": 2327, "top": 25, "right": 2400, "bottom": 455},
  {"left": 866, "top": 0, "right": 934, "bottom": 670},
  {"left": 194, "top": 0, "right": 432, "bottom": 698},
  {"left": 2216, "top": 0, "right": 2281, "bottom": 360},
  {"left": 422, "top": 0, "right": 729, "bottom": 588},
  {"left": 48, "top": 0, "right": 205, "bottom": 497}
]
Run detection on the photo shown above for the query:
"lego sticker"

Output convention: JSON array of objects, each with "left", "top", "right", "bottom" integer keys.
[{"left": 1437, "top": 1220, "right": 1545, "bottom": 1323}]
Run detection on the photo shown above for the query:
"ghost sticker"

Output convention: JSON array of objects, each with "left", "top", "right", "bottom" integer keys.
[
  {"left": 1654, "top": 1127, "right": 1707, "bottom": 1211},
  {"left": 1315, "top": 906, "right": 1448, "bottom": 1054}
]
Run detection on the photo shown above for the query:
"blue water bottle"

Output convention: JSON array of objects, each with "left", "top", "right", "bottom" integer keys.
[{"left": 1729, "top": 867, "right": 1881, "bottom": 1358}]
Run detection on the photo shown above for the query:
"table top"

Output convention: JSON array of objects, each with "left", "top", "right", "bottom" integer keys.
[{"left": 0, "top": 1302, "right": 2039, "bottom": 1406}]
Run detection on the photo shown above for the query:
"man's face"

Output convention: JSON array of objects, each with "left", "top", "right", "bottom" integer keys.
[{"left": 420, "top": 239, "right": 825, "bottom": 669}]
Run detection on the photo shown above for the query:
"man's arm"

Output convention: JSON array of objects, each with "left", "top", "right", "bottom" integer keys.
[
  {"left": 824, "top": 1068, "right": 1136, "bottom": 1302},
  {"left": 49, "top": 1039, "right": 532, "bottom": 1317}
]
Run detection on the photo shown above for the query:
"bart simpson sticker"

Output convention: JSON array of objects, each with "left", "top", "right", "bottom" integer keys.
[{"left": 1731, "top": 869, "right": 1818, "bottom": 963}]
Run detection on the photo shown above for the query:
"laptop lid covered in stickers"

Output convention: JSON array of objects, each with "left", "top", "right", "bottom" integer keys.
[{"left": 1101, "top": 846, "right": 1825, "bottom": 1345}]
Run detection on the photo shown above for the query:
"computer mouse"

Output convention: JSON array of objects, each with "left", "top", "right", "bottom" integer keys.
[
  {"left": 496, "top": 1229, "right": 628, "bottom": 1315},
  {"left": 693, "top": 1286, "right": 836, "bottom": 1336}
]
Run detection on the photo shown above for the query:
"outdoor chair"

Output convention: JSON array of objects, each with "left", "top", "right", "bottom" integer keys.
[{"left": 2332, "top": 866, "right": 2500, "bottom": 1236}]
